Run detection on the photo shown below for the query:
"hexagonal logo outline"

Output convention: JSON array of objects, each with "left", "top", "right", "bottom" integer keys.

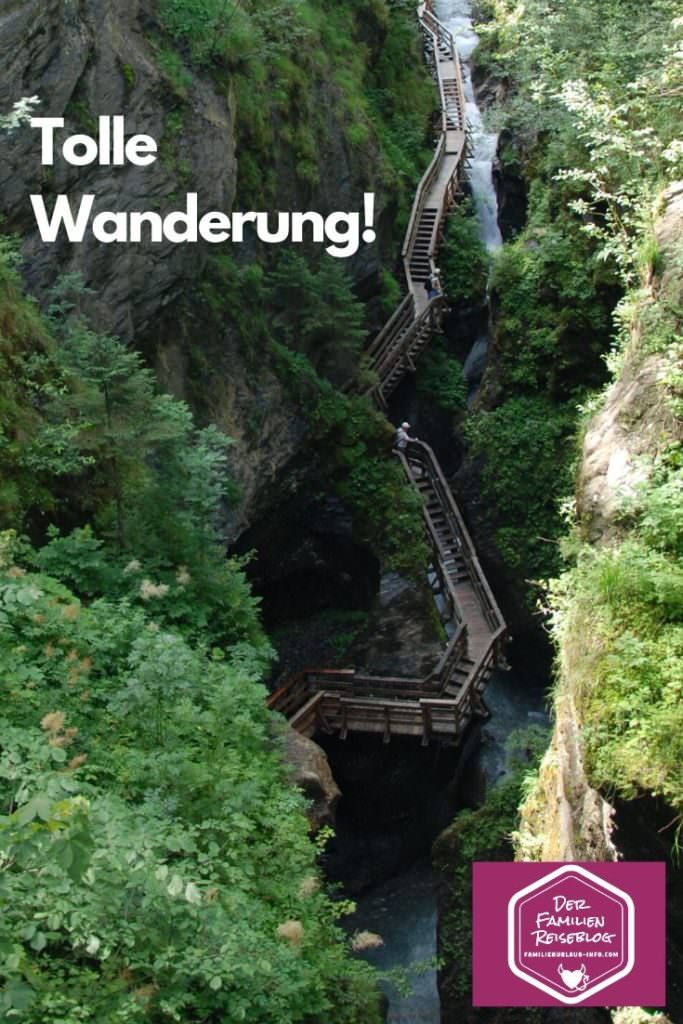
[{"left": 507, "top": 863, "right": 635, "bottom": 1004}]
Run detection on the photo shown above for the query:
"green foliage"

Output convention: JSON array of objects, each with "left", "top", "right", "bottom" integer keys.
[
  {"left": 156, "top": 47, "right": 194, "bottom": 97},
  {"left": 0, "top": 237, "right": 60, "bottom": 525},
  {"left": 272, "top": 343, "right": 430, "bottom": 579},
  {"left": 378, "top": 268, "right": 402, "bottom": 316},
  {"left": 0, "top": 552, "right": 382, "bottom": 1022},
  {"left": 461, "top": 0, "right": 682, "bottom": 599},
  {"left": 268, "top": 252, "right": 367, "bottom": 385},
  {"left": 415, "top": 340, "right": 467, "bottom": 415},
  {"left": 155, "top": 0, "right": 433, "bottom": 218},
  {"left": 466, "top": 396, "right": 577, "bottom": 588},
  {"left": 489, "top": 213, "right": 615, "bottom": 396},
  {"left": 158, "top": 0, "right": 252, "bottom": 67},
  {"left": 200, "top": 250, "right": 430, "bottom": 579},
  {"left": 440, "top": 202, "right": 490, "bottom": 305},
  {"left": 549, "top": 455, "right": 683, "bottom": 812}
]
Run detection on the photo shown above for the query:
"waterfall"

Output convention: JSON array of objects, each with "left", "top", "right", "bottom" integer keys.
[{"left": 436, "top": 0, "right": 503, "bottom": 251}]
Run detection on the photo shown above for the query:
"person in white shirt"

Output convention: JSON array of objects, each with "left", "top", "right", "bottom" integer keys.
[{"left": 395, "top": 421, "right": 414, "bottom": 450}]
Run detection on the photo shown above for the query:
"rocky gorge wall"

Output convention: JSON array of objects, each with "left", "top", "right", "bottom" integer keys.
[
  {"left": 0, "top": 0, "right": 429, "bottom": 550},
  {"left": 515, "top": 182, "right": 682, "bottom": 861},
  {"left": 432, "top": 7, "right": 682, "bottom": 1007}
]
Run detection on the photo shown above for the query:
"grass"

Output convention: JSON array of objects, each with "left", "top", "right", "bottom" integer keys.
[{"left": 547, "top": 450, "right": 683, "bottom": 814}]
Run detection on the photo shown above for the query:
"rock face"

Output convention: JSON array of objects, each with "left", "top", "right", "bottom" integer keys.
[
  {"left": 154, "top": 328, "right": 310, "bottom": 546},
  {"left": 514, "top": 689, "right": 616, "bottom": 863},
  {"left": 432, "top": 789, "right": 611, "bottom": 1024},
  {"left": 517, "top": 181, "right": 683, "bottom": 861},
  {"left": 0, "top": 2, "right": 400, "bottom": 547},
  {"left": 577, "top": 181, "right": 683, "bottom": 544},
  {"left": 0, "top": 0, "right": 237, "bottom": 342},
  {"left": 511, "top": 182, "right": 683, "bottom": 1024},
  {"left": 347, "top": 571, "right": 443, "bottom": 678},
  {"left": 284, "top": 726, "right": 341, "bottom": 829}
]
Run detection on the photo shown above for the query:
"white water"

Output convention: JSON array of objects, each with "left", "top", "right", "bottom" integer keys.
[{"left": 436, "top": 0, "right": 503, "bottom": 250}]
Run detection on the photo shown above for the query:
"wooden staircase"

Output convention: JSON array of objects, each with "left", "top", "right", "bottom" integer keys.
[
  {"left": 409, "top": 206, "right": 438, "bottom": 284},
  {"left": 341, "top": 1, "right": 468, "bottom": 409},
  {"left": 268, "top": 1, "right": 508, "bottom": 746}
]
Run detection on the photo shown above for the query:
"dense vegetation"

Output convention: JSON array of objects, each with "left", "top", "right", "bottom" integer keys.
[
  {"left": 0, "top": 0, "right": 445, "bottom": 1015},
  {"left": 466, "top": 0, "right": 682, "bottom": 593},
  {"left": 154, "top": 0, "right": 434, "bottom": 216},
  {"left": 0, "top": 237, "right": 388, "bottom": 1019},
  {"left": 145, "top": 0, "right": 437, "bottom": 580},
  {"left": 461, "top": 0, "right": 682, "bottom": 836},
  {"left": 550, "top": 446, "right": 683, "bottom": 813}
]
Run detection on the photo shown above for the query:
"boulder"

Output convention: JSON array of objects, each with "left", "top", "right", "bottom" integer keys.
[{"left": 284, "top": 726, "right": 341, "bottom": 829}]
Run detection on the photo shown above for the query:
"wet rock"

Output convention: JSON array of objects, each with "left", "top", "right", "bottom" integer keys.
[
  {"left": 284, "top": 726, "right": 341, "bottom": 829},
  {"left": 347, "top": 571, "right": 443, "bottom": 678}
]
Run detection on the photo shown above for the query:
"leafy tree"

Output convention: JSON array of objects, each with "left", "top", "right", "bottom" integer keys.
[
  {"left": 416, "top": 340, "right": 467, "bottom": 415},
  {"left": 440, "top": 202, "right": 490, "bottom": 305},
  {"left": 465, "top": 396, "right": 577, "bottom": 588},
  {"left": 41, "top": 316, "right": 185, "bottom": 543},
  {"left": 268, "top": 252, "right": 367, "bottom": 385},
  {"left": 0, "top": 546, "right": 383, "bottom": 1022}
]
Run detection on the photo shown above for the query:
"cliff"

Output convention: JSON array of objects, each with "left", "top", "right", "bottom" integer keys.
[
  {"left": 513, "top": 182, "right": 682, "bottom": 1022},
  {"left": 515, "top": 181, "right": 683, "bottom": 861}
]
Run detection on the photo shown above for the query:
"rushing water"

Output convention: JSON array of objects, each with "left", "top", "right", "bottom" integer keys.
[
  {"left": 348, "top": 7, "right": 537, "bottom": 1020},
  {"left": 347, "top": 664, "right": 546, "bottom": 1022},
  {"left": 437, "top": 0, "right": 503, "bottom": 251},
  {"left": 347, "top": 860, "right": 439, "bottom": 1023}
]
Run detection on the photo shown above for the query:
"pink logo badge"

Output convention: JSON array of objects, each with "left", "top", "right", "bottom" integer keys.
[
  {"left": 508, "top": 864, "right": 633, "bottom": 1003},
  {"left": 473, "top": 862, "right": 665, "bottom": 1007}
]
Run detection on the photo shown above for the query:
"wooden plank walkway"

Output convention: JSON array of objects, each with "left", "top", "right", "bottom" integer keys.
[
  {"left": 354, "top": 2, "right": 468, "bottom": 407},
  {"left": 268, "top": 1, "right": 508, "bottom": 745}
]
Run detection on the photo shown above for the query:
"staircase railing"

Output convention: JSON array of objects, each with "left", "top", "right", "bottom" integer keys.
[
  {"left": 268, "top": 2, "right": 507, "bottom": 745},
  {"left": 348, "top": 0, "right": 466, "bottom": 404}
]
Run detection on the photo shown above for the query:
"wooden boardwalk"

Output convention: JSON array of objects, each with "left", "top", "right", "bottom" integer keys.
[
  {"left": 358, "top": 2, "right": 467, "bottom": 407},
  {"left": 268, "top": 1, "right": 508, "bottom": 745}
]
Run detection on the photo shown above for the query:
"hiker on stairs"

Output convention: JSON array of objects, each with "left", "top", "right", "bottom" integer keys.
[{"left": 394, "top": 421, "right": 415, "bottom": 451}]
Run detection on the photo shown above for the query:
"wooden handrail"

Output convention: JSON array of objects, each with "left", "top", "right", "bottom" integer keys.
[
  {"left": 268, "top": 2, "right": 507, "bottom": 746},
  {"left": 350, "top": 0, "right": 466, "bottom": 403},
  {"left": 404, "top": 440, "right": 505, "bottom": 632}
]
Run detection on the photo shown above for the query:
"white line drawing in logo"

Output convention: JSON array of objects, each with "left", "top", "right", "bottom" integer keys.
[{"left": 558, "top": 964, "right": 589, "bottom": 992}]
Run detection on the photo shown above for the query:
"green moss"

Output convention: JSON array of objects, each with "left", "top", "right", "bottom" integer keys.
[
  {"left": 64, "top": 97, "right": 97, "bottom": 135},
  {"left": 155, "top": 46, "right": 194, "bottom": 97},
  {"left": 120, "top": 62, "right": 136, "bottom": 91},
  {"left": 158, "top": 110, "right": 188, "bottom": 178},
  {"left": 549, "top": 447, "right": 683, "bottom": 813}
]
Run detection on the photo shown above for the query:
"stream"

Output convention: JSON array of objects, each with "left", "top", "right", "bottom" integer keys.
[
  {"left": 345, "top": 4, "right": 544, "bottom": 1021},
  {"left": 346, "top": 663, "right": 546, "bottom": 1022}
]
